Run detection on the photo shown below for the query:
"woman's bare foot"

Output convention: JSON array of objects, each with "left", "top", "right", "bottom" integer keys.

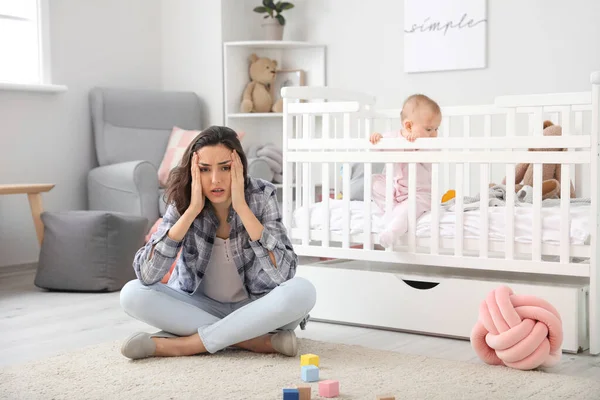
[
  {"left": 152, "top": 333, "right": 207, "bottom": 357},
  {"left": 234, "top": 331, "right": 297, "bottom": 356},
  {"left": 234, "top": 334, "right": 276, "bottom": 353}
]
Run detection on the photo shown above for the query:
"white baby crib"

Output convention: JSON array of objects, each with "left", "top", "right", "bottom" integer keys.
[{"left": 280, "top": 72, "right": 600, "bottom": 355}]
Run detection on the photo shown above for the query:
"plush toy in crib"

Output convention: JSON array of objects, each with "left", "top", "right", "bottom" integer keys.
[
  {"left": 502, "top": 120, "right": 575, "bottom": 199},
  {"left": 240, "top": 53, "right": 283, "bottom": 113}
]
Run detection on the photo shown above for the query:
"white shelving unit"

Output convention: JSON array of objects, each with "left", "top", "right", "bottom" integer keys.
[
  {"left": 223, "top": 40, "right": 326, "bottom": 200},
  {"left": 223, "top": 40, "right": 326, "bottom": 148}
]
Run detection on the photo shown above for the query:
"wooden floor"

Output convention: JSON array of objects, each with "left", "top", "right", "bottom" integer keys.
[{"left": 2, "top": 264, "right": 599, "bottom": 379}]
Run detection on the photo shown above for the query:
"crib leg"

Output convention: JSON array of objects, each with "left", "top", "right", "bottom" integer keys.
[{"left": 591, "top": 274, "right": 599, "bottom": 355}]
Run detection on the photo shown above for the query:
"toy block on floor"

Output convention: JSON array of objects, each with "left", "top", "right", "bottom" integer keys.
[
  {"left": 376, "top": 396, "right": 395, "bottom": 400},
  {"left": 318, "top": 380, "right": 339, "bottom": 398},
  {"left": 296, "top": 384, "right": 311, "bottom": 400},
  {"left": 301, "top": 365, "right": 319, "bottom": 382},
  {"left": 283, "top": 388, "right": 299, "bottom": 400},
  {"left": 300, "top": 353, "right": 319, "bottom": 367}
]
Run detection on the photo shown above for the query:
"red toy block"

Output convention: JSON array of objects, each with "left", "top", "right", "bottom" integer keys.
[{"left": 318, "top": 380, "right": 339, "bottom": 398}]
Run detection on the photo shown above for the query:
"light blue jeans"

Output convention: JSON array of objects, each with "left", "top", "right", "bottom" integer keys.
[{"left": 120, "top": 277, "right": 316, "bottom": 353}]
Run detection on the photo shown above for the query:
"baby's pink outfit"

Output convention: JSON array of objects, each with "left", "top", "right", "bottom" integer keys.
[{"left": 371, "top": 131, "right": 432, "bottom": 247}]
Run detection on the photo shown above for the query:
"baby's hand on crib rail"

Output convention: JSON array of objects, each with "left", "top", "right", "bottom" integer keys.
[
  {"left": 369, "top": 132, "right": 383, "bottom": 144},
  {"left": 405, "top": 132, "right": 418, "bottom": 142}
]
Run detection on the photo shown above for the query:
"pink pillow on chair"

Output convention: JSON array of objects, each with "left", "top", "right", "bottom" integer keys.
[{"left": 157, "top": 126, "right": 201, "bottom": 187}]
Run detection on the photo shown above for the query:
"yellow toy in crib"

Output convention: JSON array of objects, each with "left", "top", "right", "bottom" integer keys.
[{"left": 441, "top": 190, "right": 455, "bottom": 203}]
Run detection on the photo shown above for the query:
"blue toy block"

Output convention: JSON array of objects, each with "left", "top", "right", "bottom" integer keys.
[
  {"left": 283, "top": 388, "right": 300, "bottom": 400},
  {"left": 301, "top": 365, "right": 320, "bottom": 382}
]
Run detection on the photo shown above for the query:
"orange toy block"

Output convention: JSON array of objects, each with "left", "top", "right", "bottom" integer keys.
[
  {"left": 376, "top": 396, "right": 395, "bottom": 400},
  {"left": 296, "top": 385, "right": 311, "bottom": 400}
]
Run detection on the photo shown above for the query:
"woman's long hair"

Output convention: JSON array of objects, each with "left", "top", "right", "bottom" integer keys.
[{"left": 165, "top": 126, "right": 248, "bottom": 216}]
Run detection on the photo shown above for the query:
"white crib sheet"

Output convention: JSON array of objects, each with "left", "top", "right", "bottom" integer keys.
[{"left": 291, "top": 200, "right": 591, "bottom": 245}]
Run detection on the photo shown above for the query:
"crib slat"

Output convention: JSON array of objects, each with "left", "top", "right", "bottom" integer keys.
[
  {"left": 480, "top": 163, "right": 490, "bottom": 257},
  {"left": 463, "top": 116, "right": 471, "bottom": 196},
  {"left": 484, "top": 115, "right": 492, "bottom": 182},
  {"left": 304, "top": 115, "right": 314, "bottom": 207},
  {"left": 574, "top": 111, "right": 584, "bottom": 197},
  {"left": 560, "top": 164, "right": 571, "bottom": 263},
  {"left": 505, "top": 163, "right": 515, "bottom": 259},
  {"left": 575, "top": 111, "right": 583, "bottom": 135},
  {"left": 385, "top": 163, "right": 394, "bottom": 250},
  {"left": 507, "top": 109, "right": 516, "bottom": 137},
  {"left": 363, "top": 162, "right": 373, "bottom": 250},
  {"left": 430, "top": 163, "right": 440, "bottom": 255},
  {"left": 303, "top": 114, "right": 310, "bottom": 139},
  {"left": 302, "top": 115, "right": 311, "bottom": 245},
  {"left": 344, "top": 113, "right": 351, "bottom": 140},
  {"left": 408, "top": 163, "right": 417, "bottom": 253},
  {"left": 282, "top": 111, "right": 294, "bottom": 231},
  {"left": 505, "top": 109, "right": 516, "bottom": 259},
  {"left": 322, "top": 162, "right": 330, "bottom": 248},
  {"left": 356, "top": 115, "right": 363, "bottom": 139},
  {"left": 333, "top": 115, "right": 339, "bottom": 198},
  {"left": 302, "top": 161, "right": 310, "bottom": 246},
  {"left": 442, "top": 117, "right": 450, "bottom": 191},
  {"left": 295, "top": 116, "right": 303, "bottom": 219},
  {"left": 455, "top": 163, "right": 464, "bottom": 256},
  {"left": 532, "top": 163, "right": 542, "bottom": 261},
  {"left": 342, "top": 162, "right": 351, "bottom": 248},
  {"left": 295, "top": 114, "right": 302, "bottom": 139},
  {"left": 365, "top": 116, "right": 372, "bottom": 140},
  {"left": 533, "top": 108, "right": 543, "bottom": 136},
  {"left": 295, "top": 159, "right": 301, "bottom": 211},
  {"left": 323, "top": 114, "right": 330, "bottom": 139},
  {"left": 561, "top": 107, "right": 577, "bottom": 193}
]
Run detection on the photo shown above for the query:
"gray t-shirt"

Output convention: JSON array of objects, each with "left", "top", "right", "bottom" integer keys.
[{"left": 200, "top": 237, "right": 248, "bottom": 303}]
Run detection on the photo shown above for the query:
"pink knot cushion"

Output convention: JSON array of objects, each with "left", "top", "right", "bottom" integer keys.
[{"left": 470, "top": 286, "right": 563, "bottom": 370}]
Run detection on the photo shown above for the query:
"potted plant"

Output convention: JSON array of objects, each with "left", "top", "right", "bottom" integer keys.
[{"left": 254, "top": 1, "right": 294, "bottom": 41}]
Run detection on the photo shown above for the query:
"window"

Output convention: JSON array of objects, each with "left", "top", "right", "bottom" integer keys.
[{"left": 0, "top": 0, "right": 51, "bottom": 86}]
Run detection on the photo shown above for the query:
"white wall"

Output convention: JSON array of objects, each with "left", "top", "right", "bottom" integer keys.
[
  {"left": 161, "top": 0, "right": 223, "bottom": 128},
  {"left": 282, "top": 0, "right": 600, "bottom": 108},
  {"left": 228, "top": 0, "right": 600, "bottom": 194},
  {"left": 0, "top": 0, "right": 162, "bottom": 268}
]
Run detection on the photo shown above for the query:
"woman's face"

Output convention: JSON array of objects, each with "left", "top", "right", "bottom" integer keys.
[{"left": 195, "top": 144, "right": 233, "bottom": 205}]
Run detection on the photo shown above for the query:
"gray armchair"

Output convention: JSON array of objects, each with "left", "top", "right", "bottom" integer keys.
[{"left": 88, "top": 87, "right": 201, "bottom": 227}]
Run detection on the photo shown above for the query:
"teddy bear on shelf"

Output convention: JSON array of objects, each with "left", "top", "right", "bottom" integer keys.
[
  {"left": 502, "top": 120, "right": 575, "bottom": 200},
  {"left": 240, "top": 53, "right": 283, "bottom": 113}
]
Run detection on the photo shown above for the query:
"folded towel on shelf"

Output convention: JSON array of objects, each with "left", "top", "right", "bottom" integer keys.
[{"left": 245, "top": 143, "right": 283, "bottom": 184}]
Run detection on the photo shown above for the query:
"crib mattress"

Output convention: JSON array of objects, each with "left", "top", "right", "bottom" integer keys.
[{"left": 291, "top": 200, "right": 591, "bottom": 245}]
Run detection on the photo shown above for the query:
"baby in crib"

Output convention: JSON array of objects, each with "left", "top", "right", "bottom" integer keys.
[{"left": 369, "top": 94, "right": 441, "bottom": 247}]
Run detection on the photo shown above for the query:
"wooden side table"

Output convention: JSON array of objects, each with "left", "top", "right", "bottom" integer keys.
[{"left": 0, "top": 184, "right": 55, "bottom": 245}]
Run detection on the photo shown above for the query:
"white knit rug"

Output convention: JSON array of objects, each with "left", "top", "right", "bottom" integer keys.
[{"left": 1, "top": 339, "right": 598, "bottom": 399}]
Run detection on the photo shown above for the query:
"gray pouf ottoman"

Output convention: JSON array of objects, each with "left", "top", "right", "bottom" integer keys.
[{"left": 34, "top": 211, "right": 148, "bottom": 292}]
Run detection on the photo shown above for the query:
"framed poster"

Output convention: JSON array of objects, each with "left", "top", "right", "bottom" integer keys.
[
  {"left": 273, "top": 69, "right": 306, "bottom": 103},
  {"left": 404, "top": 0, "right": 487, "bottom": 73}
]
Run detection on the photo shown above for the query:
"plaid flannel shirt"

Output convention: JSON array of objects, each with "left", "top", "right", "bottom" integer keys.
[{"left": 132, "top": 178, "right": 298, "bottom": 297}]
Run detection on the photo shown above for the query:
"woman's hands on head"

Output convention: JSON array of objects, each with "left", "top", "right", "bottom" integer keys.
[
  {"left": 188, "top": 152, "right": 205, "bottom": 216},
  {"left": 230, "top": 150, "right": 247, "bottom": 212}
]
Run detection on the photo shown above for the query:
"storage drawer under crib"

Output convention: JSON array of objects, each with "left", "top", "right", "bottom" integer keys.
[{"left": 296, "top": 260, "right": 589, "bottom": 353}]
